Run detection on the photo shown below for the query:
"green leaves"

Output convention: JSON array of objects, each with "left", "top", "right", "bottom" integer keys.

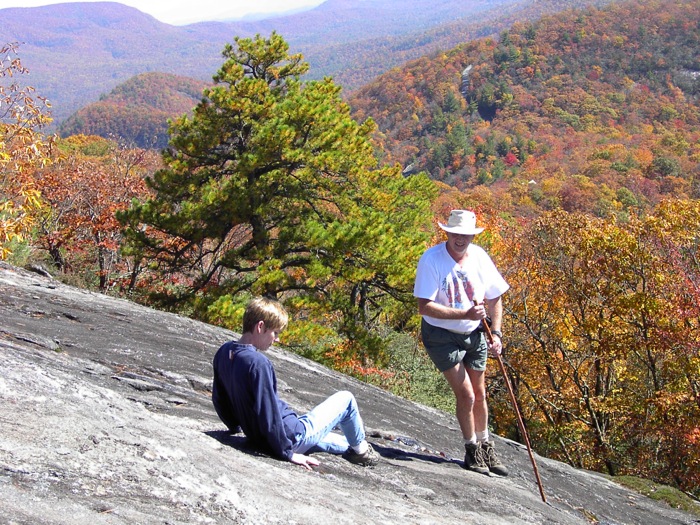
[{"left": 121, "top": 33, "right": 437, "bottom": 361}]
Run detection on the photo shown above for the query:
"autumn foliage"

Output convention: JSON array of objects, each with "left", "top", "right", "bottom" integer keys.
[
  {"left": 0, "top": 42, "right": 54, "bottom": 259},
  {"left": 33, "top": 135, "right": 158, "bottom": 290},
  {"left": 349, "top": 0, "right": 700, "bottom": 219},
  {"left": 59, "top": 72, "right": 210, "bottom": 150},
  {"left": 494, "top": 201, "right": 700, "bottom": 494},
  {"left": 3, "top": 0, "right": 700, "bottom": 499}
]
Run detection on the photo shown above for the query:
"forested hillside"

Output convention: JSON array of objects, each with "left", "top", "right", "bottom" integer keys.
[
  {"left": 1, "top": 0, "right": 617, "bottom": 127},
  {"left": 349, "top": 0, "right": 700, "bottom": 219},
  {"left": 309, "top": 0, "right": 618, "bottom": 90},
  {"left": 59, "top": 72, "right": 210, "bottom": 149}
]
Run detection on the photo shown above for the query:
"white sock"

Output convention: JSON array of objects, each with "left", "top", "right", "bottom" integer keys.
[
  {"left": 464, "top": 435, "right": 478, "bottom": 446},
  {"left": 352, "top": 440, "right": 369, "bottom": 454},
  {"left": 476, "top": 430, "right": 489, "bottom": 443}
]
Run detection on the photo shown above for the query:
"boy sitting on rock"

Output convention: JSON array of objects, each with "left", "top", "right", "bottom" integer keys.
[{"left": 212, "top": 296, "right": 379, "bottom": 470}]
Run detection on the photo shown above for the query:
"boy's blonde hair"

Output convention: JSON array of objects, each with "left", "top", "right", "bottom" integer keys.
[{"left": 242, "top": 297, "right": 289, "bottom": 333}]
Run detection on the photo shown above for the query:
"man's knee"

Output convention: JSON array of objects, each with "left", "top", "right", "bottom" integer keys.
[
  {"left": 471, "top": 382, "right": 487, "bottom": 404},
  {"left": 454, "top": 386, "right": 476, "bottom": 408}
]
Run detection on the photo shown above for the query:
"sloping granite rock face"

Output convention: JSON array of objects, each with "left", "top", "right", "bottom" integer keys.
[{"left": 0, "top": 262, "right": 696, "bottom": 525}]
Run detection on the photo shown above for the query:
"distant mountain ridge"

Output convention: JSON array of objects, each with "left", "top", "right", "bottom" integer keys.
[
  {"left": 58, "top": 72, "right": 210, "bottom": 149},
  {"left": 0, "top": 0, "right": 618, "bottom": 128}
]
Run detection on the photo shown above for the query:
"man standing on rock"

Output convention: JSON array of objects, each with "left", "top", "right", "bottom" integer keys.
[
  {"left": 414, "top": 209, "right": 509, "bottom": 476},
  {"left": 212, "top": 296, "right": 379, "bottom": 470}
]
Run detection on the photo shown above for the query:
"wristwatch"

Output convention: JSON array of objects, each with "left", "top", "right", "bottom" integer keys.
[{"left": 491, "top": 329, "right": 503, "bottom": 339}]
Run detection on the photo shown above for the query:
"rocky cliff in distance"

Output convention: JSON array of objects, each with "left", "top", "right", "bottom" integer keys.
[{"left": 0, "top": 261, "right": 696, "bottom": 524}]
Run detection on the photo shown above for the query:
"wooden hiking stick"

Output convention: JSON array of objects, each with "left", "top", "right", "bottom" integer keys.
[{"left": 477, "top": 305, "right": 547, "bottom": 503}]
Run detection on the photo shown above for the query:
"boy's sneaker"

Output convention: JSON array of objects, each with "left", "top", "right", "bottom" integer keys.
[
  {"left": 463, "top": 442, "right": 489, "bottom": 474},
  {"left": 482, "top": 440, "right": 508, "bottom": 476},
  {"left": 343, "top": 443, "right": 380, "bottom": 467}
]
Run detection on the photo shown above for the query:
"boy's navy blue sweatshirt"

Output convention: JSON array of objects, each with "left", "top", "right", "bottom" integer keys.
[{"left": 212, "top": 341, "right": 304, "bottom": 461}]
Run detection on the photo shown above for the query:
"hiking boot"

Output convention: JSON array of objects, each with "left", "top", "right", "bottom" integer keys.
[
  {"left": 343, "top": 443, "right": 379, "bottom": 467},
  {"left": 463, "top": 442, "right": 489, "bottom": 474},
  {"left": 482, "top": 440, "right": 508, "bottom": 476}
]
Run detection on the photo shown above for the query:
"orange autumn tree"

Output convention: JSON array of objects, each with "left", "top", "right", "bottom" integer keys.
[
  {"left": 496, "top": 204, "right": 700, "bottom": 495},
  {"left": 33, "top": 135, "right": 157, "bottom": 291},
  {"left": 0, "top": 42, "right": 54, "bottom": 259}
]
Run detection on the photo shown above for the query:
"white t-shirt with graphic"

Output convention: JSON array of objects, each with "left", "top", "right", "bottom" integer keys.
[{"left": 414, "top": 242, "right": 509, "bottom": 333}]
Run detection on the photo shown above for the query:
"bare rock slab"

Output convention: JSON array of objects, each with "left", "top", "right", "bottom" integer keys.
[{"left": 0, "top": 262, "right": 696, "bottom": 524}]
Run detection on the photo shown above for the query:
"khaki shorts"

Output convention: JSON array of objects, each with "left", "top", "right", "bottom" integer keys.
[{"left": 420, "top": 319, "right": 488, "bottom": 372}]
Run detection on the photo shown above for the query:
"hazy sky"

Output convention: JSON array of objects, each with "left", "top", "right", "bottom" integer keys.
[{"left": 0, "top": 0, "right": 327, "bottom": 25}]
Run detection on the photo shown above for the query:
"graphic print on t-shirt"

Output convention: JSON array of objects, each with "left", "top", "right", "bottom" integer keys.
[{"left": 442, "top": 270, "right": 476, "bottom": 308}]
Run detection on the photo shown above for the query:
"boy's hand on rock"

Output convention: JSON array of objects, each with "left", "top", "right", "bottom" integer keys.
[{"left": 291, "top": 453, "right": 320, "bottom": 471}]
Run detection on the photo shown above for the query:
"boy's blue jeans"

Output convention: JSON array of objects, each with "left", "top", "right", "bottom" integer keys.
[{"left": 293, "top": 390, "right": 366, "bottom": 455}]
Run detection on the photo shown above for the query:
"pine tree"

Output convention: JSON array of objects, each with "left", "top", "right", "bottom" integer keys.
[{"left": 120, "top": 33, "right": 436, "bottom": 360}]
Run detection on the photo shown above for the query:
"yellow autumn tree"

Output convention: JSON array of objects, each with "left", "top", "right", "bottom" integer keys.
[
  {"left": 497, "top": 204, "right": 700, "bottom": 496},
  {"left": 0, "top": 42, "right": 54, "bottom": 260}
]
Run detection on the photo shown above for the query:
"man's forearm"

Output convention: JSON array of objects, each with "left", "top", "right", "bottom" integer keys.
[
  {"left": 418, "top": 298, "right": 469, "bottom": 319},
  {"left": 486, "top": 296, "right": 503, "bottom": 332}
]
